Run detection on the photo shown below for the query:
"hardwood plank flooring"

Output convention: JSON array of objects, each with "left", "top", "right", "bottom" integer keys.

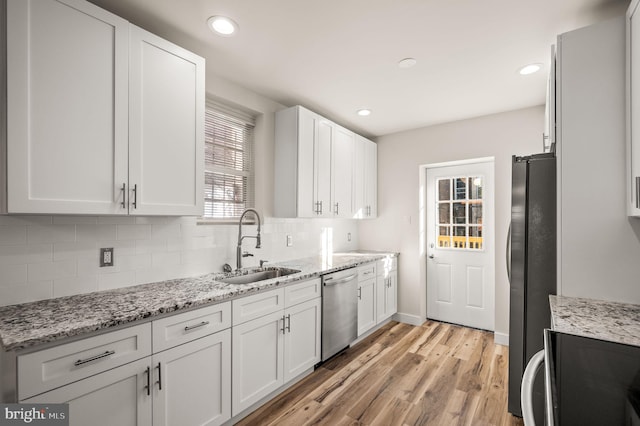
[{"left": 236, "top": 320, "right": 524, "bottom": 426}]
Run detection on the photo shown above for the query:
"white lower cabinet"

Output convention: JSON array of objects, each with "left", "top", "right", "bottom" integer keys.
[
  {"left": 232, "top": 279, "right": 321, "bottom": 416},
  {"left": 153, "top": 330, "right": 231, "bottom": 426},
  {"left": 23, "top": 357, "right": 152, "bottom": 426},
  {"left": 357, "top": 278, "right": 377, "bottom": 336},
  {"left": 376, "top": 270, "right": 398, "bottom": 323}
]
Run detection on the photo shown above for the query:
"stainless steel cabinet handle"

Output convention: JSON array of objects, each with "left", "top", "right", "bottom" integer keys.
[
  {"left": 144, "top": 366, "right": 151, "bottom": 396},
  {"left": 280, "top": 315, "right": 286, "bottom": 334},
  {"left": 319, "top": 201, "right": 323, "bottom": 215},
  {"left": 636, "top": 177, "right": 640, "bottom": 209},
  {"left": 132, "top": 184, "right": 138, "bottom": 209},
  {"left": 184, "top": 321, "right": 209, "bottom": 332},
  {"left": 155, "top": 362, "right": 162, "bottom": 390},
  {"left": 323, "top": 273, "right": 358, "bottom": 286},
  {"left": 286, "top": 314, "right": 291, "bottom": 332},
  {"left": 334, "top": 202, "right": 339, "bottom": 215},
  {"left": 120, "top": 183, "right": 126, "bottom": 209},
  {"left": 357, "top": 287, "right": 362, "bottom": 300},
  {"left": 74, "top": 350, "right": 115, "bottom": 366}
]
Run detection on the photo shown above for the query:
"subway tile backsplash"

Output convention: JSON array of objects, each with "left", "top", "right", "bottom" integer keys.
[{"left": 0, "top": 215, "right": 359, "bottom": 306}]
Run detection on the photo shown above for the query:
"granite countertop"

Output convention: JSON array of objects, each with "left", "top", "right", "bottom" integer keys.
[
  {"left": 549, "top": 295, "right": 640, "bottom": 347},
  {"left": 0, "top": 251, "right": 397, "bottom": 352}
]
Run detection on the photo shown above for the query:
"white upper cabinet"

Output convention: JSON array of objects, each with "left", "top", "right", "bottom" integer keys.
[
  {"left": 353, "top": 135, "right": 377, "bottom": 218},
  {"left": 6, "top": 0, "right": 129, "bottom": 215},
  {"left": 332, "top": 125, "right": 354, "bottom": 218},
  {"left": 3, "top": 0, "right": 204, "bottom": 215},
  {"left": 275, "top": 105, "right": 368, "bottom": 219},
  {"left": 128, "top": 25, "right": 204, "bottom": 216},
  {"left": 628, "top": 0, "right": 640, "bottom": 216}
]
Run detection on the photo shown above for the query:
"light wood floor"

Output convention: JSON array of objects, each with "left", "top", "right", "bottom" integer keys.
[{"left": 237, "top": 320, "right": 525, "bottom": 426}]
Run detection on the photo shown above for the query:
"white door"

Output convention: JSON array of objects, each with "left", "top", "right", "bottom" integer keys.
[
  {"left": 23, "top": 358, "right": 152, "bottom": 426},
  {"left": 153, "top": 330, "right": 231, "bottom": 426},
  {"left": 6, "top": 0, "right": 129, "bottom": 214},
  {"left": 129, "top": 25, "right": 204, "bottom": 216},
  {"left": 426, "top": 159, "right": 495, "bottom": 331}
]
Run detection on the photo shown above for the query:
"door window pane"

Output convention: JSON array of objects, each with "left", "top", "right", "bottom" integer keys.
[
  {"left": 454, "top": 178, "right": 467, "bottom": 200},
  {"left": 438, "top": 203, "right": 450, "bottom": 224},
  {"left": 435, "top": 174, "right": 484, "bottom": 251},
  {"left": 438, "top": 179, "right": 450, "bottom": 201}
]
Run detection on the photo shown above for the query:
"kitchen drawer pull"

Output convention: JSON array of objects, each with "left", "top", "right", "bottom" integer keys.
[
  {"left": 144, "top": 366, "right": 151, "bottom": 396},
  {"left": 334, "top": 202, "right": 339, "bottom": 215},
  {"left": 357, "top": 287, "right": 362, "bottom": 300},
  {"left": 74, "top": 350, "right": 116, "bottom": 367},
  {"left": 362, "top": 269, "right": 374, "bottom": 276},
  {"left": 280, "top": 315, "right": 286, "bottom": 334},
  {"left": 636, "top": 177, "right": 640, "bottom": 209},
  {"left": 184, "top": 321, "right": 209, "bottom": 332},
  {"left": 286, "top": 314, "right": 291, "bottom": 332}
]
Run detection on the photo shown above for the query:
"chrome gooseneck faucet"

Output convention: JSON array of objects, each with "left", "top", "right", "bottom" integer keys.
[{"left": 236, "top": 208, "right": 262, "bottom": 270}]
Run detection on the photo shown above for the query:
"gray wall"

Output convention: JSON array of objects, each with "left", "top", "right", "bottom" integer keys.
[{"left": 359, "top": 106, "right": 544, "bottom": 341}]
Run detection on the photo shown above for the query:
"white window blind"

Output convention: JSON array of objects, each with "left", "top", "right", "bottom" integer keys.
[{"left": 203, "top": 99, "right": 255, "bottom": 219}]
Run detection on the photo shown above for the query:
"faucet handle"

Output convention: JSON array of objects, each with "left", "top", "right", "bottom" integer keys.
[
  {"left": 242, "top": 251, "right": 254, "bottom": 258},
  {"left": 260, "top": 259, "right": 269, "bottom": 268}
]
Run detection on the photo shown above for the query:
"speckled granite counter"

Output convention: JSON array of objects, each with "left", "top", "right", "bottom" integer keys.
[
  {"left": 549, "top": 295, "right": 640, "bottom": 347},
  {"left": 0, "top": 252, "right": 397, "bottom": 352}
]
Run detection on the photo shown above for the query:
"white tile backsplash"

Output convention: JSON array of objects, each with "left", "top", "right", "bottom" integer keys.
[{"left": 0, "top": 215, "right": 359, "bottom": 306}]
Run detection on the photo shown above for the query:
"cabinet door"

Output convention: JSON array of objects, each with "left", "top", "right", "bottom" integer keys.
[
  {"left": 352, "top": 135, "right": 366, "bottom": 218},
  {"left": 153, "top": 330, "right": 231, "bottom": 426},
  {"left": 22, "top": 358, "right": 152, "bottom": 426},
  {"left": 314, "top": 119, "right": 333, "bottom": 218},
  {"left": 129, "top": 25, "right": 205, "bottom": 216},
  {"left": 364, "top": 139, "right": 378, "bottom": 218},
  {"left": 332, "top": 126, "right": 354, "bottom": 218},
  {"left": 6, "top": 0, "right": 129, "bottom": 214},
  {"left": 295, "top": 107, "right": 317, "bottom": 217},
  {"left": 232, "top": 311, "right": 285, "bottom": 416},
  {"left": 628, "top": 0, "right": 640, "bottom": 216},
  {"left": 376, "top": 270, "right": 397, "bottom": 323},
  {"left": 357, "top": 279, "right": 376, "bottom": 336},
  {"left": 283, "top": 298, "right": 321, "bottom": 383}
]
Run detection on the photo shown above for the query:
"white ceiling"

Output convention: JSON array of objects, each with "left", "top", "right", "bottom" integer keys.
[{"left": 89, "top": 0, "right": 629, "bottom": 138}]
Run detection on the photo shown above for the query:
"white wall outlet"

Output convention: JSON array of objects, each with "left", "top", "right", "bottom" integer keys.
[
  {"left": 286, "top": 235, "right": 293, "bottom": 247},
  {"left": 100, "top": 248, "right": 114, "bottom": 267}
]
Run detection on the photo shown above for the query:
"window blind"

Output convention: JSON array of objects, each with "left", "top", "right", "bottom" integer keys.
[{"left": 203, "top": 99, "right": 255, "bottom": 219}]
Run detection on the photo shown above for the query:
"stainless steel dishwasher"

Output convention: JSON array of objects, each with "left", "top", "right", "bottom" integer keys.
[{"left": 321, "top": 267, "right": 358, "bottom": 361}]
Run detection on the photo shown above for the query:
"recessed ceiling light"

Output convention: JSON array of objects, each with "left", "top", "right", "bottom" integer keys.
[
  {"left": 357, "top": 109, "right": 371, "bottom": 116},
  {"left": 518, "top": 63, "right": 542, "bottom": 75},
  {"left": 398, "top": 58, "right": 417, "bottom": 68},
  {"left": 207, "top": 16, "right": 238, "bottom": 36}
]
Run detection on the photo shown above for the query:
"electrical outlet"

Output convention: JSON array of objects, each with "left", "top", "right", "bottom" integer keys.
[
  {"left": 100, "top": 248, "right": 114, "bottom": 267},
  {"left": 286, "top": 235, "right": 293, "bottom": 247}
]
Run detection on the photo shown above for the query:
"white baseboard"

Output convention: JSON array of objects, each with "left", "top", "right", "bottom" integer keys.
[
  {"left": 393, "top": 312, "right": 425, "bottom": 326},
  {"left": 494, "top": 331, "right": 509, "bottom": 346}
]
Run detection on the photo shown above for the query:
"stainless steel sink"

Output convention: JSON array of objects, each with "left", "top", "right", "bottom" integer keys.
[{"left": 220, "top": 267, "right": 300, "bottom": 285}]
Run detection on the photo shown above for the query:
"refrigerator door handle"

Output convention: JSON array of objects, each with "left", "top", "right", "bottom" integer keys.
[{"left": 506, "top": 222, "right": 512, "bottom": 283}]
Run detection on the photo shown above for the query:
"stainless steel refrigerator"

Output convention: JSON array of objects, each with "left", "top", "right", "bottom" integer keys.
[{"left": 508, "top": 153, "right": 556, "bottom": 419}]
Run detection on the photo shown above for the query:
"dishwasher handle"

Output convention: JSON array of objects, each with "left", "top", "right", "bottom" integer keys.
[
  {"left": 323, "top": 273, "right": 358, "bottom": 286},
  {"left": 521, "top": 350, "right": 545, "bottom": 426}
]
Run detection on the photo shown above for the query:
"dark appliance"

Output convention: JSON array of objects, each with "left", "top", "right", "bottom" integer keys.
[{"left": 508, "top": 153, "right": 557, "bottom": 419}]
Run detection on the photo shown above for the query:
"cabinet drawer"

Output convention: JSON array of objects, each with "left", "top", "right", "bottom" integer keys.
[
  {"left": 232, "top": 288, "right": 285, "bottom": 325},
  {"left": 358, "top": 263, "right": 377, "bottom": 280},
  {"left": 377, "top": 257, "right": 397, "bottom": 277},
  {"left": 152, "top": 302, "right": 231, "bottom": 353},
  {"left": 18, "top": 323, "right": 151, "bottom": 400},
  {"left": 284, "top": 278, "right": 321, "bottom": 307}
]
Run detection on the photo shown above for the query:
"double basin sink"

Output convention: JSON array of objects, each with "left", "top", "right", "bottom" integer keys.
[{"left": 219, "top": 267, "right": 301, "bottom": 285}]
